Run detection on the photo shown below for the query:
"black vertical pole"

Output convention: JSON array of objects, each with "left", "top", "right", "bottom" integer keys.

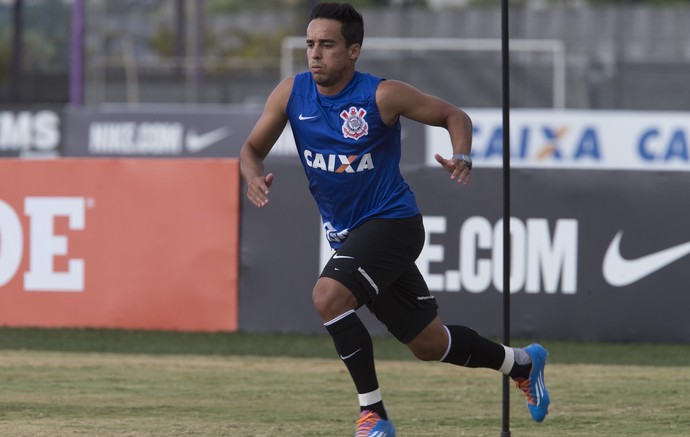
[
  {"left": 9, "top": 0, "right": 23, "bottom": 103},
  {"left": 192, "top": 0, "right": 205, "bottom": 103},
  {"left": 69, "top": 0, "right": 85, "bottom": 106},
  {"left": 174, "top": 0, "right": 186, "bottom": 79},
  {"left": 500, "top": 0, "right": 511, "bottom": 436}
]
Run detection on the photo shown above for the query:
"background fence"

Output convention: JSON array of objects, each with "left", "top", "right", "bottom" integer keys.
[
  {"left": 2, "top": 2, "right": 690, "bottom": 110},
  {"left": 1, "top": 1, "right": 689, "bottom": 343}
]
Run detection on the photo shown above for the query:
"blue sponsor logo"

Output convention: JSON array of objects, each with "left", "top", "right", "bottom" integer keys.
[
  {"left": 637, "top": 128, "right": 689, "bottom": 162},
  {"left": 473, "top": 124, "right": 601, "bottom": 162}
]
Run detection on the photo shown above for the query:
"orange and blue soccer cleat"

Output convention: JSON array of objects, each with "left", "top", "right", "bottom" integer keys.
[
  {"left": 355, "top": 410, "right": 396, "bottom": 437},
  {"left": 515, "top": 343, "right": 551, "bottom": 422}
]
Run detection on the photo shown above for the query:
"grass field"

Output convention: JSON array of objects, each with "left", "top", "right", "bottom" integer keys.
[{"left": 1, "top": 328, "right": 689, "bottom": 436}]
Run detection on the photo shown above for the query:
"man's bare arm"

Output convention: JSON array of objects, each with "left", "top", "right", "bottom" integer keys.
[
  {"left": 240, "top": 77, "right": 293, "bottom": 207},
  {"left": 377, "top": 80, "right": 473, "bottom": 185}
]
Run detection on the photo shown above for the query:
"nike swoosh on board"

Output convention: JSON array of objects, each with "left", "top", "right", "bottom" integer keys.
[
  {"left": 185, "top": 126, "right": 231, "bottom": 153},
  {"left": 602, "top": 231, "right": 690, "bottom": 287},
  {"left": 333, "top": 254, "right": 354, "bottom": 260}
]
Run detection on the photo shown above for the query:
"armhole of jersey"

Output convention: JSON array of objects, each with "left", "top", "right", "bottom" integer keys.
[
  {"left": 374, "top": 78, "right": 401, "bottom": 128},
  {"left": 286, "top": 74, "right": 301, "bottom": 114}
]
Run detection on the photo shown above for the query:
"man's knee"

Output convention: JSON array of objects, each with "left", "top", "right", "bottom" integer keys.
[
  {"left": 406, "top": 317, "right": 449, "bottom": 361},
  {"left": 408, "top": 341, "right": 446, "bottom": 361},
  {"left": 312, "top": 277, "right": 358, "bottom": 322}
]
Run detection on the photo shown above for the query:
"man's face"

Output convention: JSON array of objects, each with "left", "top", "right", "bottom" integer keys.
[{"left": 306, "top": 18, "right": 359, "bottom": 90}]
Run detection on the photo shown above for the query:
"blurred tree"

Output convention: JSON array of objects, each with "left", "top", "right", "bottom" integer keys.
[
  {"left": 0, "top": 0, "right": 71, "bottom": 103},
  {"left": 151, "top": 23, "right": 176, "bottom": 57},
  {"left": 0, "top": 31, "right": 9, "bottom": 85}
]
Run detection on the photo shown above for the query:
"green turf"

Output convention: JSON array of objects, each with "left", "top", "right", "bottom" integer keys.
[
  {"left": 0, "top": 351, "right": 688, "bottom": 436},
  {"left": 0, "top": 327, "right": 688, "bottom": 366},
  {"left": 1, "top": 328, "right": 689, "bottom": 436}
]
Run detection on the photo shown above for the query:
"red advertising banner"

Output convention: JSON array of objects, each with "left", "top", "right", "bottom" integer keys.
[{"left": 0, "top": 158, "right": 240, "bottom": 332}]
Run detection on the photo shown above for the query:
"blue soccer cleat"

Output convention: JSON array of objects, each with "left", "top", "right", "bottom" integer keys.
[
  {"left": 355, "top": 410, "right": 396, "bottom": 437},
  {"left": 515, "top": 343, "right": 551, "bottom": 422}
]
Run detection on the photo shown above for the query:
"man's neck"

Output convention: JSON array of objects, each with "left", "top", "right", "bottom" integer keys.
[{"left": 316, "top": 70, "right": 356, "bottom": 96}]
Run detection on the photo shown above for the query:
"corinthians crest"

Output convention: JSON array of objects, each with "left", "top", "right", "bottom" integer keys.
[{"left": 340, "top": 106, "right": 369, "bottom": 140}]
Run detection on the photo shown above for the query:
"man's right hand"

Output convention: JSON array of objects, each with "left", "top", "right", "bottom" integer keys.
[{"left": 246, "top": 173, "right": 274, "bottom": 208}]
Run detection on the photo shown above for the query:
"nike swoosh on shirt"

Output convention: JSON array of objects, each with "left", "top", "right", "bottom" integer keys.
[
  {"left": 332, "top": 254, "right": 354, "bottom": 260},
  {"left": 602, "top": 231, "right": 690, "bottom": 287},
  {"left": 185, "top": 127, "right": 231, "bottom": 153},
  {"left": 298, "top": 114, "right": 318, "bottom": 121}
]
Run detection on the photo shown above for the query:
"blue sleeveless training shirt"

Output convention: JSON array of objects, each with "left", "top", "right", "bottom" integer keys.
[{"left": 286, "top": 71, "right": 420, "bottom": 249}]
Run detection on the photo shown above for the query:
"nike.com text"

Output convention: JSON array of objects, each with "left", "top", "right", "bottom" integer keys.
[{"left": 417, "top": 216, "right": 578, "bottom": 294}]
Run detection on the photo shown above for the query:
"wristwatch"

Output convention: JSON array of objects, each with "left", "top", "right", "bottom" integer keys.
[{"left": 452, "top": 153, "right": 472, "bottom": 170}]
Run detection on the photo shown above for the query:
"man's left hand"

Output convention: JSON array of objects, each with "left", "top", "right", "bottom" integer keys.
[{"left": 434, "top": 153, "right": 472, "bottom": 186}]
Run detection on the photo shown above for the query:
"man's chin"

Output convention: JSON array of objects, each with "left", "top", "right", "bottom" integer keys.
[{"left": 311, "top": 73, "right": 332, "bottom": 87}]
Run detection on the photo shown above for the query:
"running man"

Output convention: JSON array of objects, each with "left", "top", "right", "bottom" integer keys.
[{"left": 240, "top": 3, "right": 550, "bottom": 436}]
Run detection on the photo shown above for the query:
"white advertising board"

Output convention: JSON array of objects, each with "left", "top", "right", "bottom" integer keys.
[{"left": 426, "top": 109, "right": 690, "bottom": 171}]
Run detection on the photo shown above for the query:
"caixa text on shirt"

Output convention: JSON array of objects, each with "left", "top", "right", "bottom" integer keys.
[{"left": 303, "top": 149, "right": 374, "bottom": 173}]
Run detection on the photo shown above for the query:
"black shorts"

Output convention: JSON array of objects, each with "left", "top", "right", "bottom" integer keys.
[{"left": 320, "top": 215, "right": 439, "bottom": 343}]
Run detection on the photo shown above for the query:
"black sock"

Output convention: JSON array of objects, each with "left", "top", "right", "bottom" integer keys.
[
  {"left": 509, "top": 362, "right": 532, "bottom": 380},
  {"left": 441, "top": 325, "right": 505, "bottom": 370},
  {"left": 361, "top": 401, "right": 386, "bottom": 418},
  {"left": 325, "top": 311, "right": 387, "bottom": 420}
]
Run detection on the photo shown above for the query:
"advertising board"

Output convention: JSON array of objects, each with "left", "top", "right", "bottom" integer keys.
[{"left": 0, "top": 159, "right": 240, "bottom": 332}]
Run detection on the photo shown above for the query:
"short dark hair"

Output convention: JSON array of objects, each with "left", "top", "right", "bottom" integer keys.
[{"left": 309, "top": 2, "right": 364, "bottom": 47}]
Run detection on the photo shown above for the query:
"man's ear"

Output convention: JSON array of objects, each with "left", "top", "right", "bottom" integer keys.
[{"left": 349, "top": 43, "right": 361, "bottom": 61}]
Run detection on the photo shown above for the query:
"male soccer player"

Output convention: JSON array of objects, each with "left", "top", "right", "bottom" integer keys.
[{"left": 240, "top": 3, "right": 550, "bottom": 436}]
